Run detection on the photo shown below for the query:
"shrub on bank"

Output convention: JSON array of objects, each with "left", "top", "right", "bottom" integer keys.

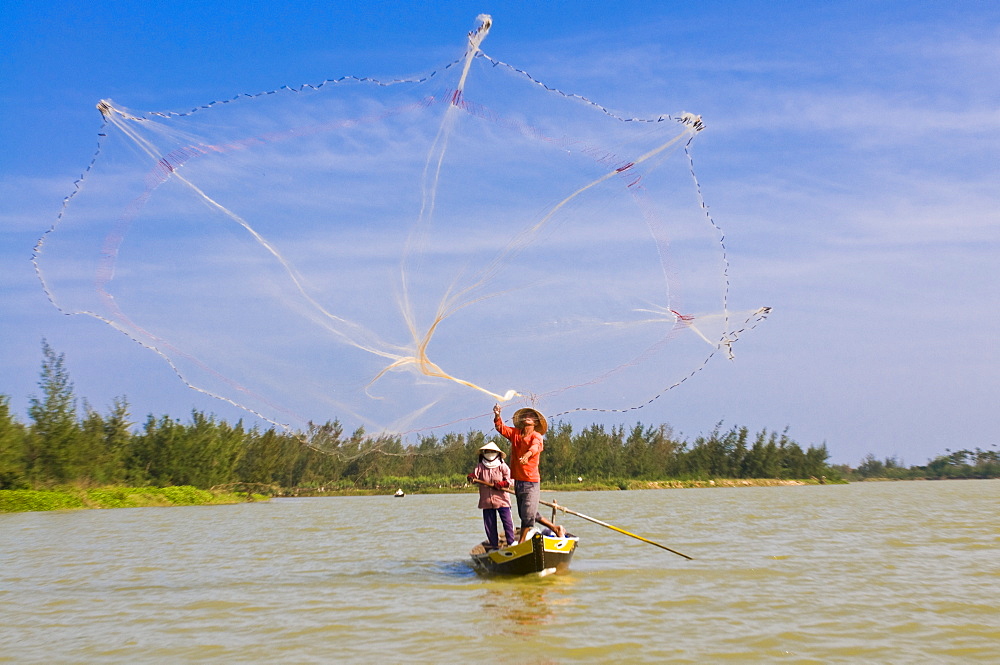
[
  {"left": 0, "top": 490, "right": 85, "bottom": 512},
  {"left": 0, "top": 486, "right": 249, "bottom": 512}
]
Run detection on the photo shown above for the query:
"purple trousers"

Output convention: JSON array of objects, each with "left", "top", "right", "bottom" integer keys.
[{"left": 483, "top": 506, "right": 515, "bottom": 549}]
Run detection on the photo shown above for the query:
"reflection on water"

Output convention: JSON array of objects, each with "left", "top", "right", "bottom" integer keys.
[
  {"left": 1, "top": 481, "right": 998, "bottom": 663},
  {"left": 478, "top": 577, "right": 577, "bottom": 637}
]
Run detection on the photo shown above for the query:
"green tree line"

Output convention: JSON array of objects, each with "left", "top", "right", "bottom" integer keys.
[
  {"left": 18, "top": 341, "right": 994, "bottom": 491},
  {"left": 833, "top": 448, "right": 1000, "bottom": 481}
]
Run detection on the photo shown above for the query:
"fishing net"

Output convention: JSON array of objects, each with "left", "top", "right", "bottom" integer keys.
[{"left": 35, "top": 15, "right": 768, "bottom": 439}]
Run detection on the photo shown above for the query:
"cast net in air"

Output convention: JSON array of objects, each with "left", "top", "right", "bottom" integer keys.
[{"left": 35, "top": 15, "right": 769, "bottom": 441}]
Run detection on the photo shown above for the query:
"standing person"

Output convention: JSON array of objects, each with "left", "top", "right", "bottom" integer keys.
[
  {"left": 466, "top": 442, "right": 515, "bottom": 551},
  {"left": 493, "top": 403, "right": 547, "bottom": 545}
]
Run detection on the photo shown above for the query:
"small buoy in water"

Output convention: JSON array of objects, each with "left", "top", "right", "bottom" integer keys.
[{"left": 394, "top": 488, "right": 404, "bottom": 497}]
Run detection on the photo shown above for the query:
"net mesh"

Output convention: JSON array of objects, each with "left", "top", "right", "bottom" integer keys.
[{"left": 35, "top": 15, "right": 768, "bottom": 438}]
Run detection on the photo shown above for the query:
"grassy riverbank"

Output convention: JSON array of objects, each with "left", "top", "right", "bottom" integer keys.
[
  {"left": 0, "top": 486, "right": 262, "bottom": 513},
  {"left": 285, "top": 476, "right": 836, "bottom": 497},
  {"left": 511, "top": 478, "right": 826, "bottom": 492},
  {"left": 0, "top": 478, "right": 837, "bottom": 511}
]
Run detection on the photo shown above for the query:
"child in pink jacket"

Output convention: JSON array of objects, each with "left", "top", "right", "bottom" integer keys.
[{"left": 467, "top": 441, "right": 515, "bottom": 550}]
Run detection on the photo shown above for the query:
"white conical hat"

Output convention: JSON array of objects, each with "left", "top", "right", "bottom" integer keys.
[{"left": 478, "top": 441, "right": 506, "bottom": 459}]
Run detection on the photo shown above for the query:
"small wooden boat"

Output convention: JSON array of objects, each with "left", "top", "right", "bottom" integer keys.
[
  {"left": 393, "top": 489, "right": 404, "bottom": 497},
  {"left": 470, "top": 531, "right": 579, "bottom": 576},
  {"left": 465, "top": 480, "right": 691, "bottom": 568}
]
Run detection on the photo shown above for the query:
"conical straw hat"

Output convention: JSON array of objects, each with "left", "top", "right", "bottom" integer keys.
[
  {"left": 513, "top": 408, "right": 548, "bottom": 435},
  {"left": 478, "top": 441, "right": 507, "bottom": 459}
]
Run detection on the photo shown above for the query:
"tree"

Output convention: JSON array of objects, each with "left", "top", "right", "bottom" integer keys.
[
  {"left": 26, "top": 340, "right": 81, "bottom": 484},
  {"left": 804, "top": 442, "right": 832, "bottom": 478},
  {"left": 856, "top": 453, "right": 885, "bottom": 478},
  {"left": 743, "top": 429, "right": 782, "bottom": 478},
  {"left": 684, "top": 423, "right": 745, "bottom": 478},
  {"left": 125, "top": 414, "right": 181, "bottom": 486},
  {"left": 648, "top": 424, "right": 682, "bottom": 477},
  {"left": 541, "top": 422, "right": 574, "bottom": 481},
  {"left": 0, "top": 396, "right": 28, "bottom": 489},
  {"left": 573, "top": 424, "right": 615, "bottom": 479},
  {"left": 623, "top": 423, "right": 655, "bottom": 478}
]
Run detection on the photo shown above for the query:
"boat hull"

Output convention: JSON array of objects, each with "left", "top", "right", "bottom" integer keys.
[{"left": 470, "top": 533, "right": 578, "bottom": 576}]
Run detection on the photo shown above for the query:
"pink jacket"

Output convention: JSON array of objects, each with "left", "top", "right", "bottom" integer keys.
[{"left": 469, "top": 460, "right": 512, "bottom": 509}]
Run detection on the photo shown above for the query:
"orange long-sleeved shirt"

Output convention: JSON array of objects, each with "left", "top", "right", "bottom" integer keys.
[{"left": 494, "top": 415, "right": 544, "bottom": 482}]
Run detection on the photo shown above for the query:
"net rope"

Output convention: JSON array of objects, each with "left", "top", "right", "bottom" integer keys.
[{"left": 33, "top": 15, "right": 769, "bottom": 450}]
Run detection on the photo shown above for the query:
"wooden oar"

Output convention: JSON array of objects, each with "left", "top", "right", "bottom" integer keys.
[{"left": 471, "top": 479, "right": 693, "bottom": 560}]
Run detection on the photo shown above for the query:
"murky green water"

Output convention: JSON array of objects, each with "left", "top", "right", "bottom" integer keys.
[{"left": 2, "top": 480, "right": 998, "bottom": 663}]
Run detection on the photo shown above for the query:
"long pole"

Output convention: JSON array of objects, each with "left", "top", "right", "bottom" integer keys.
[{"left": 472, "top": 479, "right": 693, "bottom": 560}]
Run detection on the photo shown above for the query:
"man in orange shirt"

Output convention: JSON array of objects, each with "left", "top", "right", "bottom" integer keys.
[{"left": 493, "top": 403, "right": 547, "bottom": 545}]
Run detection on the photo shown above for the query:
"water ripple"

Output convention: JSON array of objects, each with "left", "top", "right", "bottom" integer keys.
[{"left": 1, "top": 481, "right": 998, "bottom": 663}]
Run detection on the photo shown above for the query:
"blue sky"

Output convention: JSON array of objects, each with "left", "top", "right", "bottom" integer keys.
[{"left": 2, "top": 0, "right": 998, "bottom": 465}]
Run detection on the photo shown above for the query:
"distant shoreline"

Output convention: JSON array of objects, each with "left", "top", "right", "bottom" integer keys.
[
  {"left": 1, "top": 478, "right": 827, "bottom": 513},
  {"left": 267, "top": 477, "right": 828, "bottom": 499},
  {"left": 16, "top": 478, "right": 994, "bottom": 513}
]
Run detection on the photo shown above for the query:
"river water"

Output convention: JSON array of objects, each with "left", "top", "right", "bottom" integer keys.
[{"left": 1, "top": 480, "right": 997, "bottom": 663}]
